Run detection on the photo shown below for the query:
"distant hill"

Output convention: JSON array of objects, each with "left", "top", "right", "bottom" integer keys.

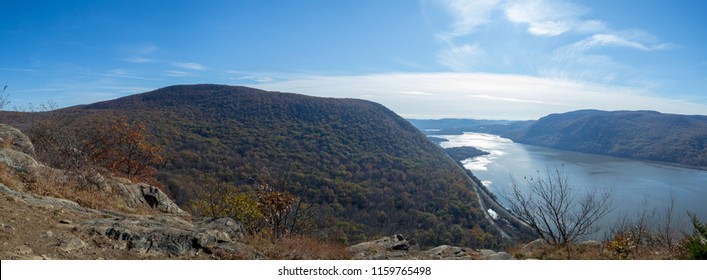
[
  {"left": 0, "top": 84, "right": 506, "bottom": 248},
  {"left": 511, "top": 110, "right": 707, "bottom": 168}
]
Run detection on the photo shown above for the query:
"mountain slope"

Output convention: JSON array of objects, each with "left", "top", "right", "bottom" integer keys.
[
  {"left": 2, "top": 84, "right": 503, "bottom": 248},
  {"left": 512, "top": 110, "right": 707, "bottom": 168}
]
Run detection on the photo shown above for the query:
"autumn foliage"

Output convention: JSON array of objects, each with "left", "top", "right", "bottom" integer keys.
[
  {"left": 190, "top": 178, "right": 316, "bottom": 238},
  {"left": 86, "top": 117, "right": 164, "bottom": 182},
  {"left": 28, "top": 114, "right": 163, "bottom": 185}
]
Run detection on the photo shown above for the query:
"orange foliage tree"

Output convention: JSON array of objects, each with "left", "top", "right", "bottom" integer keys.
[{"left": 86, "top": 117, "right": 164, "bottom": 182}]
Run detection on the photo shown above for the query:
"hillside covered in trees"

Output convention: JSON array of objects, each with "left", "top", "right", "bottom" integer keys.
[
  {"left": 410, "top": 110, "right": 707, "bottom": 170},
  {"left": 510, "top": 110, "right": 707, "bottom": 169},
  {"left": 0, "top": 84, "right": 505, "bottom": 248}
]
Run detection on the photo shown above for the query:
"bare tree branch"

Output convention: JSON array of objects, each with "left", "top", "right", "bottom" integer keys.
[{"left": 506, "top": 166, "right": 613, "bottom": 246}]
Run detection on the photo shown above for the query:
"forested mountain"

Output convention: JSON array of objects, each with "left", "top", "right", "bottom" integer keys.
[
  {"left": 0, "top": 84, "right": 503, "bottom": 248},
  {"left": 511, "top": 110, "right": 707, "bottom": 168}
]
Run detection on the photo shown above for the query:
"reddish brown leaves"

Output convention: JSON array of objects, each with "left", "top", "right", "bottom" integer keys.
[{"left": 87, "top": 117, "right": 164, "bottom": 182}]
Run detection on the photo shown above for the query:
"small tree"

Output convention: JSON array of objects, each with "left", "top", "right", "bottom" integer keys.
[
  {"left": 86, "top": 117, "right": 164, "bottom": 182},
  {"left": 190, "top": 182, "right": 264, "bottom": 234},
  {"left": 682, "top": 212, "right": 707, "bottom": 259},
  {"left": 189, "top": 176, "right": 318, "bottom": 238},
  {"left": 506, "top": 167, "right": 613, "bottom": 246}
]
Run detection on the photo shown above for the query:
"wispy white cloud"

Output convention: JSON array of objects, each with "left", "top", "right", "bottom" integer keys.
[
  {"left": 227, "top": 72, "right": 275, "bottom": 83},
  {"left": 437, "top": 43, "right": 488, "bottom": 71},
  {"left": 164, "top": 70, "right": 191, "bottom": 77},
  {"left": 171, "top": 62, "right": 208, "bottom": 71},
  {"left": 573, "top": 33, "right": 677, "bottom": 51},
  {"left": 427, "top": 0, "right": 675, "bottom": 85},
  {"left": 467, "top": 94, "right": 563, "bottom": 105},
  {"left": 118, "top": 43, "right": 159, "bottom": 64},
  {"left": 503, "top": 0, "right": 605, "bottom": 36},
  {"left": 545, "top": 30, "right": 678, "bottom": 83},
  {"left": 100, "top": 69, "right": 161, "bottom": 81},
  {"left": 438, "top": 0, "right": 501, "bottom": 40}
]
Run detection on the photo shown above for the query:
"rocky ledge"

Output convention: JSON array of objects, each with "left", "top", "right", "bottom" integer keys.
[{"left": 347, "top": 234, "right": 514, "bottom": 260}]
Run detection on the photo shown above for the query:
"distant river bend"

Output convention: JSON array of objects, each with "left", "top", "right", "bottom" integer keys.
[{"left": 438, "top": 132, "right": 707, "bottom": 230}]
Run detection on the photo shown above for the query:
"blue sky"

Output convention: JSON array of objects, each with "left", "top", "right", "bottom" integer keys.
[{"left": 2, "top": 0, "right": 707, "bottom": 119}]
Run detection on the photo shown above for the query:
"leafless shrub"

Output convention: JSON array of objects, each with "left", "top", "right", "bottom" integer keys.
[{"left": 506, "top": 166, "right": 613, "bottom": 246}]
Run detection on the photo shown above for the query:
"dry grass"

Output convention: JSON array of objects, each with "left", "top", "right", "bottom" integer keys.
[
  {"left": 0, "top": 163, "right": 149, "bottom": 214},
  {"left": 0, "top": 163, "right": 24, "bottom": 190},
  {"left": 509, "top": 242, "right": 607, "bottom": 260},
  {"left": 507, "top": 238, "right": 685, "bottom": 260},
  {"left": 246, "top": 234, "right": 352, "bottom": 260}
]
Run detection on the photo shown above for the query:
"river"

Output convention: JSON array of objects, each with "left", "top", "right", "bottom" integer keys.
[{"left": 438, "top": 132, "right": 707, "bottom": 232}]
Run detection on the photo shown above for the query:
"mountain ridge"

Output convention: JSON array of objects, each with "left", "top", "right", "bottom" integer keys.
[
  {"left": 409, "top": 110, "right": 707, "bottom": 169},
  {"left": 511, "top": 110, "right": 707, "bottom": 168},
  {"left": 0, "top": 84, "right": 512, "bottom": 248}
]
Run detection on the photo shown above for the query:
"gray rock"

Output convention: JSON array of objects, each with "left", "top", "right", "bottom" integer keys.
[
  {"left": 1, "top": 223, "right": 15, "bottom": 231},
  {"left": 0, "top": 124, "right": 36, "bottom": 157},
  {"left": 348, "top": 235, "right": 406, "bottom": 260},
  {"left": 0, "top": 183, "right": 97, "bottom": 215},
  {"left": 349, "top": 235, "right": 479, "bottom": 260},
  {"left": 193, "top": 217, "right": 246, "bottom": 242},
  {"left": 59, "top": 236, "right": 86, "bottom": 252},
  {"left": 423, "top": 245, "right": 473, "bottom": 260},
  {"left": 482, "top": 251, "right": 515, "bottom": 260},
  {"left": 40, "top": 230, "right": 54, "bottom": 238},
  {"left": 0, "top": 148, "right": 41, "bottom": 174},
  {"left": 84, "top": 216, "right": 194, "bottom": 255},
  {"left": 113, "top": 182, "right": 185, "bottom": 215},
  {"left": 478, "top": 249, "right": 497, "bottom": 258},
  {"left": 83, "top": 215, "right": 250, "bottom": 257}
]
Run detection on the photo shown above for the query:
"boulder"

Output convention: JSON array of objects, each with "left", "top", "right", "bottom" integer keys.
[
  {"left": 423, "top": 245, "right": 473, "bottom": 260},
  {"left": 0, "top": 124, "right": 36, "bottom": 157},
  {"left": 348, "top": 234, "right": 412, "bottom": 260},
  {"left": 193, "top": 217, "right": 246, "bottom": 242},
  {"left": 113, "top": 182, "right": 185, "bottom": 215},
  {"left": 0, "top": 148, "right": 41, "bottom": 174}
]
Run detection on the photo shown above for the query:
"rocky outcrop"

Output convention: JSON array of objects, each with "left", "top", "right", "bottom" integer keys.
[
  {"left": 0, "top": 124, "right": 184, "bottom": 215},
  {"left": 347, "top": 234, "right": 515, "bottom": 260},
  {"left": 112, "top": 180, "right": 185, "bottom": 215},
  {"left": 0, "top": 148, "right": 41, "bottom": 175},
  {"left": 0, "top": 123, "right": 257, "bottom": 259},
  {"left": 424, "top": 245, "right": 475, "bottom": 260},
  {"left": 0, "top": 183, "right": 98, "bottom": 214},
  {"left": 0, "top": 123, "right": 35, "bottom": 156},
  {"left": 83, "top": 215, "right": 251, "bottom": 257}
]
